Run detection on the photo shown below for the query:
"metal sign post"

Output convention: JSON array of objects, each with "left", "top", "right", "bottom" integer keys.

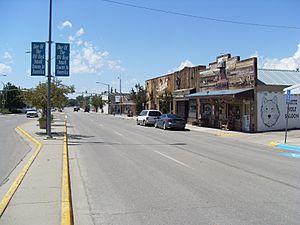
[
  {"left": 284, "top": 90, "right": 291, "bottom": 144},
  {"left": 46, "top": 0, "right": 53, "bottom": 138}
]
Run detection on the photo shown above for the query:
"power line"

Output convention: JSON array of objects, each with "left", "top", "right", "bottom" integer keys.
[{"left": 100, "top": 0, "right": 300, "bottom": 30}]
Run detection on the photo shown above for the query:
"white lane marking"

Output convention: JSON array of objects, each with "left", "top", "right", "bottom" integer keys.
[
  {"left": 114, "top": 131, "right": 123, "bottom": 136},
  {"left": 154, "top": 150, "right": 192, "bottom": 169}
]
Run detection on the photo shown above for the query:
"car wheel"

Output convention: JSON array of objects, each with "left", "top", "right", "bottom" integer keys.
[
  {"left": 142, "top": 120, "right": 146, "bottom": 126},
  {"left": 163, "top": 123, "right": 167, "bottom": 130},
  {"left": 136, "top": 119, "right": 140, "bottom": 125},
  {"left": 154, "top": 122, "right": 158, "bottom": 128}
]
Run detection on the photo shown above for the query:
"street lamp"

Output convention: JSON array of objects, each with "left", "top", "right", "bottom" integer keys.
[
  {"left": 0, "top": 74, "right": 7, "bottom": 111},
  {"left": 96, "top": 82, "right": 110, "bottom": 95},
  {"left": 117, "top": 75, "right": 122, "bottom": 94}
]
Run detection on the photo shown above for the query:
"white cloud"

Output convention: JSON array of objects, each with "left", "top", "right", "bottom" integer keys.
[
  {"left": 68, "top": 35, "right": 75, "bottom": 43},
  {"left": 107, "top": 60, "right": 123, "bottom": 71},
  {"left": 64, "top": 26, "right": 123, "bottom": 74},
  {"left": 76, "top": 40, "right": 83, "bottom": 46},
  {"left": 71, "top": 42, "right": 110, "bottom": 74},
  {"left": 168, "top": 59, "right": 194, "bottom": 73},
  {"left": 4, "top": 52, "right": 12, "bottom": 64},
  {"left": 58, "top": 20, "right": 72, "bottom": 29},
  {"left": 0, "top": 51, "right": 13, "bottom": 73},
  {"left": 68, "top": 28, "right": 84, "bottom": 44},
  {"left": 262, "top": 43, "right": 300, "bottom": 70},
  {"left": 0, "top": 63, "right": 11, "bottom": 73},
  {"left": 76, "top": 28, "right": 85, "bottom": 37}
]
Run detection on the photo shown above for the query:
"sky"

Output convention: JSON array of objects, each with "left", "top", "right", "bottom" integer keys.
[{"left": 0, "top": 0, "right": 299, "bottom": 96}]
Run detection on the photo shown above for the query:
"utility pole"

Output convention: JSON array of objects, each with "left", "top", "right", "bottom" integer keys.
[
  {"left": 118, "top": 75, "right": 122, "bottom": 94},
  {"left": 46, "top": 0, "right": 53, "bottom": 138}
]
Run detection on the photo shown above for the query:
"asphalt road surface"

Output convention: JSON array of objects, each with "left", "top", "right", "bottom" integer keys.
[
  {"left": 0, "top": 114, "right": 31, "bottom": 186},
  {"left": 67, "top": 110, "right": 300, "bottom": 225}
]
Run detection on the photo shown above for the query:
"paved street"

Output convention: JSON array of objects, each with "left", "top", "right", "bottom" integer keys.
[
  {"left": 66, "top": 110, "right": 300, "bottom": 225},
  {"left": 0, "top": 115, "right": 30, "bottom": 186}
]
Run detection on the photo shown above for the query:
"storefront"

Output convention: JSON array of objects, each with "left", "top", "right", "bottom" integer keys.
[
  {"left": 188, "top": 88, "right": 254, "bottom": 132},
  {"left": 172, "top": 88, "right": 196, "bottom": 121}
]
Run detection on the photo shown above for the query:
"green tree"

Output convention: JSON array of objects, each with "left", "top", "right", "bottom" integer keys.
[
  {"left": 23, "top": 79, "right": 74, "bottom": 117},
  {"left": 130, "top": 83, "right": 147, "bottom": 115},
  {"left": 76, "top": 95, "right": 84, "bottom": 108},
  {"left": 91, "top": 95, "right": 105, "bottom": 112},
  {"left": 2, "top": 82, "right": 26, "bottom": 113},
  {"left": 159, "top": 90, "right": 172, "bottom": 114},
  {"left": 67, "top": 98, "right": 78, "bottom": 107}
]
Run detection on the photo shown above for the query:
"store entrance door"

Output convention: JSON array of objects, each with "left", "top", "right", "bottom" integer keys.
[{"left": 242, "top": 101, "right": 251, "bottom": 132}]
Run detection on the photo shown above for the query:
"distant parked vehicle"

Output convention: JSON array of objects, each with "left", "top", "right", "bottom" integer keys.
[
  {"left": 136, "top": 110, "right": 162, "bottom": 126},
  {"left": 26, "top": 110, "right": 38, "bottom": 118},
  {"left": 154, "top": 114, "right": 186, "bottom": 130},
  {"left": 73, "top": 106, "right": 80, "bottom": 112},
  {"left": 84, "top": 106, "right": 90, "bottom": 112}
]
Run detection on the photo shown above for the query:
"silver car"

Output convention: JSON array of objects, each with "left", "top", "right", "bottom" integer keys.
[{"left": 136, "top": 110, "right": 162, "bottom": 126}]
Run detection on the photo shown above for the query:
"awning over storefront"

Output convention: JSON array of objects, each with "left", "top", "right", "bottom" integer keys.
[
  {"left": 187, "top": 88, "right": 254, "bottom": 98},
  {"left": 283, "top": 83, "right": 300, "bottom": 94}
]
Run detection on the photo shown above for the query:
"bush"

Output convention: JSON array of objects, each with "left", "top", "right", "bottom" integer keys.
[{"left": 0, "top": 108, "right": 10, "bottom": 114}]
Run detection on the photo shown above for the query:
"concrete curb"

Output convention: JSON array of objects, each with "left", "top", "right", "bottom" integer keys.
[
  {"left": 0, "top": 127, "right": 42, "bottom": 217},
  {"left": 61, "top": 119, "right": 74, "bottom": 225},
  {"left": 270, "top": 141, "right": 300, "bottom": 153}
]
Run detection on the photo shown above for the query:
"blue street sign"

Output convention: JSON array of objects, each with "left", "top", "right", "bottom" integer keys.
[
  {"left": 55, "top": 43, "right": 70, "bottom": 77},
  {"left": 31, "top": 42, "right": 46, "bottom": 76},
  {"left": 286, "top": 89, "right": 291, "bottom": 103}
]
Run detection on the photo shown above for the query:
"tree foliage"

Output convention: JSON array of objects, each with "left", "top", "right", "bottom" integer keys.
[
  {"left": 23, "top": 79, "right": 74, "bottom": 117},
  {"left": 91, "top": 95, "right": 105, "bottom": 112},
  {"left": 67, "top": 98, "right": 78, "bottom": 107},
  {"left": 159, "top": 90, "right": 172, "bottom": 114},
  {"left": 75, "top": 95, "right": 84, "bottom": 108},
  {"left": 1, "top": 82, "right": 26, "bottom": 113},
  {"left": 130, "top": 83, "right": 147, "bottom": 115}
]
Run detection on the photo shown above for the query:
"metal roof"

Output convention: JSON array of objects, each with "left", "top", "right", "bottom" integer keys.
[
  {"left": 258, "top": 69, "right": 300, "bottom": 85},
  {"left": 187, "top": 88, "right": 253, "bottom": 98}
]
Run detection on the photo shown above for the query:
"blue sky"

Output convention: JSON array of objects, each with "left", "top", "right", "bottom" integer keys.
[{"left": 0, "top": 0, "right": 299, "bottom": 96}]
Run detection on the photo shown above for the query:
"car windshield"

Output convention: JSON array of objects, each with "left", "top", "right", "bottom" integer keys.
[{"left": 149, "top": 111, "right": 161, "bottom": 116}]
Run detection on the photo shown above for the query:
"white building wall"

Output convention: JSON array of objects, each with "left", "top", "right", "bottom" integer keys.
[
  {"left": 257, "top": 91, "right": 300, "bottom": 132},
  {"left": 102, "top": 94, "right": 109, "bottom": 114}
]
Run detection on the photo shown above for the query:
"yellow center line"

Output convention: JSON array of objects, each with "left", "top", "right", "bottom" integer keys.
[{"left": 0, "top": 127, "right": 42, "bottom": 217}]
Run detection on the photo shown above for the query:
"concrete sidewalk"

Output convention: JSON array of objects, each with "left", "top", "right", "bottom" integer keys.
[
  {"left": 0, "top": 113, "right": 65, "bottom": 225},
  {"left": 185, "top": 124, "right": 300, "bottom": 148}
]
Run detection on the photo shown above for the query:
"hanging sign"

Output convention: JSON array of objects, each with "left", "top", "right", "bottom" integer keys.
[
  {"left": 31, "top": 42, "right": 46, "bottom": 76},
  {"left": 55, "top": 43, "right": 70, "bottom": 77}
]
